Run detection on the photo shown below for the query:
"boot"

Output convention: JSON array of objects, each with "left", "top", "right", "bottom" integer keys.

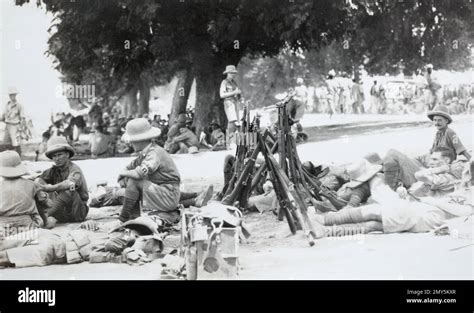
[
  {"left": 324, "top": 207, "right": 365, "bottom": 226},
  {"left": 119, "top": 197, "right": 139, "bottom": 222}
]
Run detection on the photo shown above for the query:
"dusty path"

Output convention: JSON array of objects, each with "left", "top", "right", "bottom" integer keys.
[{"left": 1, "top": 114, "right": 473, "bottom": 280}]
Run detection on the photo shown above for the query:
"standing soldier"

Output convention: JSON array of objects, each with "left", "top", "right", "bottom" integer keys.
[
  {"left": 351, "top": 78, "right": 365, "bottom": 114},
  {"left": 220, "top": 65, "right": 242, "bottom": 137},
  {"left": 1, "top": 87, "right": 25, "bottom": 155},
  {"left": 325, "top": 69, "right": 339, "bottom": 117},
  {"left": 369, "top": 80, "right": 384, "bottom": 114},
  {"left": 425, "top": 64, "right": 442, "bottom": 111},
  {"left": 289, "top": 77, "right": 308, "bottom": 138}
]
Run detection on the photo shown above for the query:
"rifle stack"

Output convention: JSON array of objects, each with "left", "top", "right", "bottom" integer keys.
[{"left": 218, "top": 90, "right": 329, "bottom": 246}]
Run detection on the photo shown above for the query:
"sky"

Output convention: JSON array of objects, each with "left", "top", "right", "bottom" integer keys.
[{"left": 0, "top": 0, "right": 69, "bottom": 132}]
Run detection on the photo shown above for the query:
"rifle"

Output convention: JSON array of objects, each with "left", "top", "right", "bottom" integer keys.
[
  {"left": 258, "top": 132, "right": 297, "bottom": 234},
  {"left": 221, "top": 135, "right": 264, "bottom": 206}
]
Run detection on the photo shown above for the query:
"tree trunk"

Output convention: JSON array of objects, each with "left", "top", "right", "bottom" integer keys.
[
  {"left": 170, "top": 65, "right": 194, "bottom": 126},
  {"left": 193, "top": 63, "right": 222, "bottom": 137},
  {"left": 137, "top": 80, "right": 150, "bottom": 116},
  {"left": 120, "top": 87, "right": 138, "bottom": 117}
]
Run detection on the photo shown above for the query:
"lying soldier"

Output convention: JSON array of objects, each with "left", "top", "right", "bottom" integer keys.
[
  {"left": 0, "top": 151, "right": 50, "bottom": 234},
  {"left": 35, "top": 136, "right": 89, "bottom": 227},
  {"left": 312, "top": 161, "right": 473, "bottom": 236},
  {"left": 0, "top": 216, "right": 163, "bottom": 268},
  {"left": 118, "top": 118, "right": 181, "bottom": 223},
  {"left": 397, "top": 147, "right": 459, "bottom": 199},
  {"left": 383, "top": 105, "right": 470, "bottom": 191}
]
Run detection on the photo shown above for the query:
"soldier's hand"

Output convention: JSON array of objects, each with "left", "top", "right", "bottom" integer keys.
[
  {"left": 234, "top": 88, "right": 241, "bottom": 95},
  {"left": 396, "top": 186, "right": 408, "bottom": 199},
  {"left": 80, "top": 220, "right": 99, "bottom": 231},
  {"left": 118, "top": 178, "right": 127, "bottom": 188}
]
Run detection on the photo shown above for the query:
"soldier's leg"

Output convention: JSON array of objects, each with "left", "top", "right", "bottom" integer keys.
[
  {"left": 383, "top": 149, "right": 423, "bottom": 190},
  {"left": 119, "top": 178, "right": 143, "bottom": 222},
  {"left": 47, "top": 190, "right": 88, "bottom": 223}
]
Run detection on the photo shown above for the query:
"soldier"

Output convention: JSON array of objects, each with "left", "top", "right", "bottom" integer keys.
[
  {"left": 424, "top": 64, "right": 442, "bottom": 110},
  {"left": 1, "top": 87, "right": 25, "bottom": 155},
  {"left": 118, "top": 118, "right": 181, "bottom": 223},
  {"left": 351, "top": 78, "right": 365, "bottom": 114},
  {"left": 383, "top": 105, "right": 470, "bottom": 192},
  {"left": 0, "top": 151, "right": 49, "bottom": 235},
  {"left": 325, "top": 69, "right": 339, "bottom": 117},
  {"left": 35, "top": 136, "right": 89, "bottom": 227},
  {"left": 220, "top": 65, "right": 242, "bottom": 135},
  {"left": 312, "top": 161, "right": 473, "bottom": 236}
]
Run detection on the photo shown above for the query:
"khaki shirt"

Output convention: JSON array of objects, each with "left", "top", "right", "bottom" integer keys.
[
  {"left": 126, "top": 142, "right": 180, "bottom": 185},
  {"left": 431, "top": 127, "right": 466, "bottom": 156},
  {"left": 40, "top": 161, "right": 89, "bottom": 202},
  {"left": 2, "top": 101, "right": 24, "bottom": 124},
  {"left": 0, "top": 177, "right": 42, "bottom": 217}
]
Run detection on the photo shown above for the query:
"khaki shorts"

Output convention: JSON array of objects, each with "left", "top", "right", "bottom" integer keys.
[{"left": 224, "top": 100, "right": 239, "bottom": 123}]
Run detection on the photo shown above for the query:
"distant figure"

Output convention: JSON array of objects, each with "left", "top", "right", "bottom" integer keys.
[
  {"left": 70, "top": 114, "right": 86, "bottom": 141},
  {"left": 325, "top": 70, "right": 339, "bottom": 117},
  {"left": 89, "top": 124, "right": 113, "bottom": 158},
  {"left": 88, "top": 101, "right": 103, "bottom": 126},
  {"left": 424, "top": 64, "right": 442, "bottom": 111},
  {"left": 220, "top": 65, "right": 241, "bottom": 135},
  {"left": 369, "top": 80, "right": 386, "bottom": 114},
  {"left": 1, "top": 87, "right": 25, "bottom": 155},
  {"left": 351, "top": 78, "right": 365, "bottom": 114},
  {"left": 35, "top": 131, "right": 51, "bottom": 161}
]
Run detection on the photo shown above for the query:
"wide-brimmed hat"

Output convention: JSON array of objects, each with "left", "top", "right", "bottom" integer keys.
[
  {"left": 427, "top": 105, "right": 452, "bottom": 124},
  {"left": 0, "top": 150, "right": 28, "bottom": 178},
  {"left": 8, "top": 86, "right": 18, "bottom": 95},
  {"left": 122, "top": 118, "right": 161, "bottom": 142},
  {"left": 364, "top": 152, "right": 383, "bottom": 165},
  {"left": 45, "top": 136, "right": 75, "bottom": 159},
  {"left": 111, "top": 216, "right": 160, "bottom": 237},
  {"left": 345, "top": 159, "right": 382, "bottom": 188},
  {"left": 223, "top": 65, "right": 238, "bottom": 75}
]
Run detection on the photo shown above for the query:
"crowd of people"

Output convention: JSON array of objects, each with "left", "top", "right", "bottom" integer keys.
[{"left": 308, "top": 65, "right": 474, "bottom": 116}]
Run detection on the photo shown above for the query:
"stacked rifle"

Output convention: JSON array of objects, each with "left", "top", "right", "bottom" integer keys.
[{"left": 218, "top": 90, "right": 339, "bottom": 246}]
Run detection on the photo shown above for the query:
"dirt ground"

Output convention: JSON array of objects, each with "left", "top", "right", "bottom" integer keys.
[{"left": 1, "top": 113, "right": 473, "bottom": 280}]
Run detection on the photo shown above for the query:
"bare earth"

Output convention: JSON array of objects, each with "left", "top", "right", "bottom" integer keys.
[{"left": 1, "top": 113, "right": 473, "bottom": 280}]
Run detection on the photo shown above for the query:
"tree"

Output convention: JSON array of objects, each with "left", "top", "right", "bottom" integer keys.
[{"left": 16, "top": 0, "right": 473, "bottom": 134}]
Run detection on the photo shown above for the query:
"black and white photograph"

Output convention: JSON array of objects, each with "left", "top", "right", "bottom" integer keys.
[{"left": 0, "top": 0, "right": 473, "bottom": 311}]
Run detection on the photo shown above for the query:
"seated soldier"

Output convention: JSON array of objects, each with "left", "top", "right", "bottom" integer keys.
[
  {"left": 312, "top": 161, "right": 473, "bottom": 236},
  {"left": 0, "top": 151, "right": 49, "bottom": 235},
  {"left": 170, "top": 124, "right": 199, "bottom": 154},
  {"left": 395, "top": 147, "right": 458, "bottom": 199},
  {"left": 383, "top": 105, "right": 470, "bottom": 191},
  {"left": 164, "top": 113, "right": 187, "bottom": 154},
  {"left": 35, "top": 131, "right": 51, "bottom": 162},
  {"left": 200, "top": 121, "right": 226, "bottom": 151},
  {"left": 89, "top": 124, "right": 114, "bottom": 158},
  {"left": 118, "top": 118, "right": 181, "bottom": 223},
  {"left": 35, "top": 136, "right": 89, "bottom": 227}
]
